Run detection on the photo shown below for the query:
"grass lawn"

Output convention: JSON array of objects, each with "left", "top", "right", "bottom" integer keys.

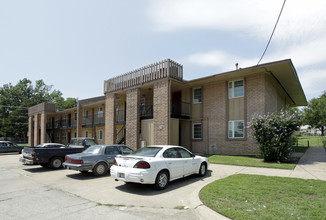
[
  {"left": 200, "top": 174, "right": 326, "bottom": 220},
  {"left": 297, "top": 135, "right": 324, "bottom": 147},
  {"left": 206, "top": 155, "right": 297, "bottom": 170}
]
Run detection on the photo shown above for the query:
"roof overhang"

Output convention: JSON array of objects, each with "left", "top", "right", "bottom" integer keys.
[{"left": 186, "top": 59, "right": 307, "bottom": 106}]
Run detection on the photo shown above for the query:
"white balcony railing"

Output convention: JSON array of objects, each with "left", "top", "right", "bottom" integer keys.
[{"left": 104, "top": 59, "right": 183, "bottom": 93}]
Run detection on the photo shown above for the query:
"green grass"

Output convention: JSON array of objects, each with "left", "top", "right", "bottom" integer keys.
[
  {"left": 206, "top": 155, "right": 297, "bottom": 170},
  {"left": 297, "top": 135, "right": 324, "bottom": 147},
  {"left": 200, "top": 174, "right": 326, "bottom": 220}
]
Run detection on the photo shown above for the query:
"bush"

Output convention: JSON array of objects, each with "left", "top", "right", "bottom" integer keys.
[
  {"left": 321, "top": 136, "right": 326, "bottom": 149},
  {"left": 249, "top": 109, "right": 302, "bottom": 162}
]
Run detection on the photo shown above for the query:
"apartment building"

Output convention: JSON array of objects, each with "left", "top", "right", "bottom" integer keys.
[
  {"left": 28, "top": 96, "right": 105, "bottom": 146},
  {"left": 28, "top": 58, "right": 306, "bottom": 155}
]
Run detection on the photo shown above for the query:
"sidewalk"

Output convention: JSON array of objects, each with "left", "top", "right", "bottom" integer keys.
[{"left": 290, "top": 146, "right": 326, "bottom": 181}]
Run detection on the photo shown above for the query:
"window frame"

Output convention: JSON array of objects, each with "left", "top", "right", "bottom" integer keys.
[
  {"left": 228, "top": 80, "right": 244, "bottom": 99},
  {"left": 193, "top": 87, "right": 202, "bottom": 104},
  {"left": 228, "top": 120, "right": 245, "bottom": 139},
  {"left": 98, "top": 129, "right": 103, "bottom": 140},
  {"left": 192, "top": 123, "right": 202, "bottom": 140}
]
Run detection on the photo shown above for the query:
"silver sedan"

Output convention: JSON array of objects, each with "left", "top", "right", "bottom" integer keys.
[{"left": 63, "top": 145, "right": 133, "bottom": 176}]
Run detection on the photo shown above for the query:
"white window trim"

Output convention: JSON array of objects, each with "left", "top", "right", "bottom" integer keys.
[
  {"left": 98, "top": 130, "right": 103, "bottom": 140},
  {"left": 228, "top": 120, "right": 245, "bottom": 139},
  {"left": 193, "top": 87, "right": 202, "bottom": 104},
  {"left": 228, "top": 80, "right": 244, "bottom": 99},
  {"left": 192, "top": 123, "right": 202, "bottom": 140}
]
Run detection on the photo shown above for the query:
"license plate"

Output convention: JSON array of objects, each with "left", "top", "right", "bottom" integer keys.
[{"left": 118, "top": 173, "right": 125, "bottom": 178}]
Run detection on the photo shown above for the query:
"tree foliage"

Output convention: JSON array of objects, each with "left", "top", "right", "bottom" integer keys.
[
  {"left": 249, "top": 108, "right": 302, "bottom": 162},
  {"left": 0, "top": 78, "right": 77, "bottom": 140},
  {"left": 303, "top": 91, "right": 326, "bottom": 135}
]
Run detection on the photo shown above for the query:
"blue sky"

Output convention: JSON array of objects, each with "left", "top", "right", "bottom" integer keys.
[{"left": 1, "top": 0, "right": 325, "bottom": 102}]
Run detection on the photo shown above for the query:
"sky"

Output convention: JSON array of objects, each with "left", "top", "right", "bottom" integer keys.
[{"left": 1, "top": 0, "right": 325, "bottom": 102}]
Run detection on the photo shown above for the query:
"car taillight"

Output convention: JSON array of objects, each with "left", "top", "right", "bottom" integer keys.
[
  {"left": 113, "top": 159, "right": 117, "bottom": 165},
  {"left": 32, "top": 153, "right": 36, "bottom": 158},
  {"left": 65, "top": 158, "right": 83, "bottom": 164},
  {"left": 133, "top": 161, "right": 150, "bottom": 169}
]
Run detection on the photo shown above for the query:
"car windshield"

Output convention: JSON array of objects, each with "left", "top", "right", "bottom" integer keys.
[
  {"left": 70, "top": 139, "right": 82, "bottom": 145},
  {"left": 83, "top": 145, "right": 102, "bottom": 154},
  {"left": 35, "top": 144, "right": 45, "bottom": 148},
  {"left": 129, "top": 147, "right": 162, "bottom": 157}
]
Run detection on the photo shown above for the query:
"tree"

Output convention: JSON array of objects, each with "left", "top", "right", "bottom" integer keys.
[
  {"left": 0, "top": 78, "right": 77, "bottom": 141},
  {"left": 303, "top": 91, "right": 326, "bottom": 136}
]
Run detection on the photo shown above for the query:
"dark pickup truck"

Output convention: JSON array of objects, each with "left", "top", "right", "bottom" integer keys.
[{"left": 20, "top": 138, "right": 97, "bottom": 169}]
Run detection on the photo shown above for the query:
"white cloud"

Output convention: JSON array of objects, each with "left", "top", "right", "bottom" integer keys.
[
  {"left": 181, "top": 50, "right": 256, "bottom": 71},
  {"left": 298, "top": 68, "right": 326, "bottom": 100},
  {"left": 149, "top": 0, "right": 326, "bottom": 42}
]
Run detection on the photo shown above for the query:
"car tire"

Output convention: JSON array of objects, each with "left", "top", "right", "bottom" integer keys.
[
  {"left": 50, "top": 157, "right": 63, "bottom": 169},
  {"left": 154, "top": 170, "right": 169, "bottom": 190},
  {"left": 93, "top": 162, "right": 108, "bottom": 176},
  {"left": 198, "top": 162, "right": 207, "bottom": 177}
]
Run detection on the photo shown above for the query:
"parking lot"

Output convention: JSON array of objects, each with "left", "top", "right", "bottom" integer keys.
[{"left": 0, "top": 153, "right": 227, "bottom": 220}]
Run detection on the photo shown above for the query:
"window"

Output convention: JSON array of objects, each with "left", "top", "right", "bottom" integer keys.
[
  {"left": 98, "top": 130, "right": 103, "bottom": 140},
  {"left": 74, "top": 132, "right": 77, "bottom": 138},
  {"left": 193, "top": 123, "right": 202, "bottom": 139},
  {"left": 62, "top": 132, "right": 67, "bottom": 140},
  {"left": 98, "top": 107, "right": 103, "bottom": 118},
  {"left": 84, "top": 110, "right": 89, "bottom": 118},
  {"left": 85, "top": 130, "right": 89, "bottom": 138},
  {"left": 228, "top": 80, "right": 244, "bottom": 98},
  {"left": 163, "top": 148, "right": 180, "bottom": 158},
  {"left": 228, "top": 120, "right": 244, "bottom": 138},
  {"left": 177, "top": 148, "right": 192, "bottom": 158},
  {"left": 193, "top": 87, "right": 202, "bottom": 104},
  {"left": 74, "top": 112, "right": 77, "bottom": 121}
]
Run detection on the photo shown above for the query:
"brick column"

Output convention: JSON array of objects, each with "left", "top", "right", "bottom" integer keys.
[
  {"left": 40, "top": 113, "right": 47, "bottom": 143},
  {"left": 28, "top": 116, "right": 34, "bottom": 146},
  {"left": 77, "top": 103, "right": 83, "bottom": 137},
  {"left": 34, "top": 114, "right": 39, "bottom": 146},
  {"left": 105, "top": 93, "right": 116, "bottom": 144},
  {"left": 153, "top": 80, "right": 170, "bottom": 145},
  {"left": 126, "top": 89, "right": 140, "bottom": 150}
]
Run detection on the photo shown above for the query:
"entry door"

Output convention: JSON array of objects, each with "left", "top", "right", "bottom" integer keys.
[{"left": 172, "top": 91, "right": 181, "bottom": 116}]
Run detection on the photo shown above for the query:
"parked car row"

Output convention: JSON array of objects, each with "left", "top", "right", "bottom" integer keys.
[
  {"left": 18, "top": 138, "right": 209, "bottom": 190},
  {"left": 0, "top": 141, "right": 27, "bottom": 153}
]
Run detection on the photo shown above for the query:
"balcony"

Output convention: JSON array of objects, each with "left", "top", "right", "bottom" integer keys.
[
  {"left": 171, "top": 101, "right": 190, "bottom": 119},
  {"left": 116, "top": 110, "right": 126, "bottom": 124},
  {"left": 104, "top": 59, "right": 183, "bottom": 93},
  {"left": 140, "top": 102, "right": 153, "bottom": 120},
  {"left": 94, "top": 113, "right": 105, "bottom": 126}
]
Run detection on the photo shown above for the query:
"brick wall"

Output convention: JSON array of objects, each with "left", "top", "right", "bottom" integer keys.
[
  {"left": 105, "top": 94, "right": 116, "bottom": 144},
  {"left": 126, "top": 89, "right": 140, "bottom": 150},
  {"left": 153, "top": 80, "right": 169, "bottom": 145},
  {"left": 196, "top": 74, "right": 266, "bottom": 156}
]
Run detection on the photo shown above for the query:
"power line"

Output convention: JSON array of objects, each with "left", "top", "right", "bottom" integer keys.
[{"left": 257, "top": 0, "right": 287, "bottom": 65}]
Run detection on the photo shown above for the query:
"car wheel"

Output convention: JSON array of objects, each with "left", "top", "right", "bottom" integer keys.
[
  {"left": 50, "top": 157, "right": 63, "bottom": 169},
  {"left": 154, "top": 170, "right": 169, "bottom": 190},
  {"left": 93, "top": 162, "right": 108, "bottom": 176},
  {"left": 198, "top": 162, "right": 207, "bottom": 177},
  {"left": 40, "top": 163, "right": 49, "bottom": 168}
]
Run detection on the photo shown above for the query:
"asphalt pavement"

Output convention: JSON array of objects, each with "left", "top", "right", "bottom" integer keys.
[{"left": 0, "top": 147, "right": 325, "bottom": 220}]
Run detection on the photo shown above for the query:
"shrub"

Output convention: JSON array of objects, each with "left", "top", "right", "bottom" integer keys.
[
  {"left": 321, "top": 136, "right": 326, "bottom": 149},
  {"left": 249, "top": 109, "right": 302, "bottom": 162}
]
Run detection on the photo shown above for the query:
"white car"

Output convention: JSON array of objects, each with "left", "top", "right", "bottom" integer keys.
[{"left": 110, "top": 145, "right": 209, "bottom": 190}]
